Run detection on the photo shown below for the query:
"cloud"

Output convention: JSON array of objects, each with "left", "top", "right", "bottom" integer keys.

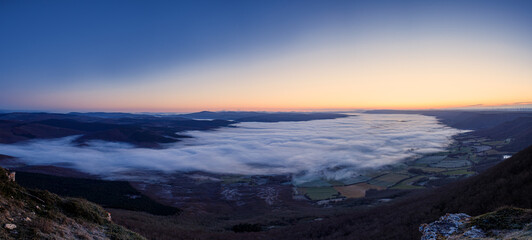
[{"left": 0, "top": 114, "right": 462, "bottom": 183}]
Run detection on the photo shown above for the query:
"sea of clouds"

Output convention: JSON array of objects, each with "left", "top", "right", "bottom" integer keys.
[{"left": 0, "top": 114, "right": 462, "bottom": 183}]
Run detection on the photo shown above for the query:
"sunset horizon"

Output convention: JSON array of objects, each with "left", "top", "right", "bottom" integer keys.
[
  {"left": 2, "top": 101, "right": 532, "bottom": 113},
  {"left": 2, "top": 1, "right": 531, "bottom": 112}
]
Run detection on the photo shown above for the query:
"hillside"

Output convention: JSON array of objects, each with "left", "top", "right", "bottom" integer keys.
[
  {"left": 269, "top": 143, "right": 532, "bottom": 239},
  {"left": 0, "top": 167, "right": 145, "bottom": 239},
  {"left": 472, "top": 117, "right": 532, "bottom": 151},
  {"left": 0, "top": 111, "right": 348, "bottom": 148},
  {"left": 0, "top": 113, "right": 232, "bottom": 148},
  {"left": 14, "top": 171, "right": 181, "bottom": 216},
  {"left": 177, "top": 111, "right": 349, "bottom": 122},
  {"left": 365, "top": 110, "right": 532, "bottom": 130}
]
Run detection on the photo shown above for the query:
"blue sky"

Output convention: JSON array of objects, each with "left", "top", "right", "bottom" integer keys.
[
  {"left": 1, "top": 0, "right": 531, "bottom": 111},
  {"left": 1, "top": 1, "right": 352, "bottom": 86}
]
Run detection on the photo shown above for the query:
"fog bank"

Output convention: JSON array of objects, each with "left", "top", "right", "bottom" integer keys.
[{"left": 0, "top": 114, "right": 462, "bottom": 182}]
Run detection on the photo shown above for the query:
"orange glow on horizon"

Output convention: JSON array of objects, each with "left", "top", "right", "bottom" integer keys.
[
  {"left": 21, "top": 100, "right": 531, "bottom": 113},
  {"left": 6, "top": 24, "right": 531, "bottom": 113}
]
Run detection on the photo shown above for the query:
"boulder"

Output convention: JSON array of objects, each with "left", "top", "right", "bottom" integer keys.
[{"left": 419, "top": 213, "right": 470, "bottom": 239}]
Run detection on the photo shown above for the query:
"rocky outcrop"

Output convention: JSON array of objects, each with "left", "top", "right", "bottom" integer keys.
[
  {"left": 420, "top": 207, "right": 532, "bottom": 239},
  {"left": 419, "top": 213, "right": 476, "bottom": 239},
  {"left": 0, "top": 167, "right": 144, "bottom": 240}
]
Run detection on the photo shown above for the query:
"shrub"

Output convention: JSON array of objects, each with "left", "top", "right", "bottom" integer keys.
[
  {"left": 469, "top": 207, "right": 532, "bottom": 231},
  {"left": 60, "top": 198, "right": 108, "bottom": 224}
]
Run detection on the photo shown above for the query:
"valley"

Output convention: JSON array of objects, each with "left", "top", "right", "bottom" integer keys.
[{"left": 0, "top": 110, "right": 531, "bottom": 239}]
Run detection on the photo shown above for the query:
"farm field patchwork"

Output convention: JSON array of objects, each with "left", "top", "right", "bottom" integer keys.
[
  {"left": 368, "top": 173, "right": 411, "bottom": 187},
  {"left": 292, "top": 134, "right": 514, "bottom": 200},
  {"left": 334, "top": 183, "right": 384, "bottom": 198}
]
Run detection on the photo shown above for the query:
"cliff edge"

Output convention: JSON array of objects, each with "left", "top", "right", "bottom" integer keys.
[{"left": 0, "top": 167, "right": 145, "bottom": 239}]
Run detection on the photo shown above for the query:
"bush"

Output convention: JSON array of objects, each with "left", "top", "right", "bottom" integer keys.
[
  {"left": 60, "top": 198, "right": 108, "bottom": 224},
  {"left": 469, "top": 207, "right": 532, "bottom": 231}
]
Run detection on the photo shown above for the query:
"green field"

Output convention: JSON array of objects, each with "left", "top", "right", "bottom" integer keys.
[
  {"left": 221, "top": 175, "right": 252, "bottom": 184},
  {"left": 390, "top": 175, "right": 426, "bottom": 189},
  {"left": 454, "top": 147, "right": 474, "bottom": 154},
  {"left": 430, "top": 159, "right": 471, "bottom": 168},
  {"left": 483, "top": 140, "right": 506, "bottom": 146},
  {"left": 298, "top": 187, "right": 339, "bottom": 200},
  {"left": 442, "top": 169, "right": 476, "bottom": 175},
  {"left": 409, "top": 167, "right": 446, "bottom": 173},
  {"left": 327, "top": 179, "right": 346, "bottom": 186},
  {"left": 368, "top": 173, "right": 410, "bottom": 187},
  {"left": 340, "top": 175, "right": 372, "bottom": 185},
  {"left": 391, "top": 184, "right": 425, "bottom": 190},
  {"left": 295, "top": 179, "right": 332, "bottom": 187},
  {"left": 415, "top": 155, "right": 447, "bottom": 165}
]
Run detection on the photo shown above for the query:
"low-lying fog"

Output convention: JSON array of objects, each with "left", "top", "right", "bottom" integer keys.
[{"left": 0, "top": 114, "right": 462, "bottom": 183}]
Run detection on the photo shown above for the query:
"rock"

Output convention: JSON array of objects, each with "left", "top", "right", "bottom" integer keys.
[
  {"left": 419, "top": 213, "right": 470, "bottom": 240},
  {"left": 419, "top": 213, "right": 497, "bottom": 239},
  {"left": 7, "top": 171, "right": 15, "bottom": 182},
  {"left": 24, "top": 217, "right": 32, "bottom": 222},
  {"left": 463, "top": 226, "right": 485, "bottom": 238},
  {"left": 4, "top": 223, "right": 16, "bottom": 230}
]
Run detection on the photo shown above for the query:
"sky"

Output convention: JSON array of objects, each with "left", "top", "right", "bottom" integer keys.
[
  {"left": 1, "top": 0, "right": 531, "bottom": 112},
  {"left": 0, "top": 114, "right": 461, "bottom": 183}
]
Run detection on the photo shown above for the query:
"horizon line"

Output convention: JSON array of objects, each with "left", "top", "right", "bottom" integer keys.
[{"left": 1, "top": 103, "right": 532, "bottom": 114}]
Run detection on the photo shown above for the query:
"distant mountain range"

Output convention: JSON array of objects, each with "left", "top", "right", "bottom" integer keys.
[
  {"left": 0, "top": 112, "right": 230, "bottom": 148},
  {"left": 366, "top": 110, "right": 532, "bottom": 152},
  {"left": 0, "top": 111, "right": 349, "bottom": 148},
  {"left": 177, "top": 111, "right": 348, "bottom": 122}
]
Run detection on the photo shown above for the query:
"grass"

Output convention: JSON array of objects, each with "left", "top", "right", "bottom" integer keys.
[
  {"left": 296, "top": 179, "right": 332, "bottom": 187},
  {"left": 483, "top": 140, "right": 506, "bottom": 146},
  {"left": 60, "top": 197, "right": 109, "bottom": 224},
  {"left": 408, "top": 167, "right": 446, "bottom": 173},
  {"left": 430, "top": 159, "right": 471, "bottom": 168},
  {"left": 339, "top": 175, "right": 371, "bottom": 185},
  {"left": 391, "top": 184, "right": 424, "bottom": 190},
  {"left": 390, "top": 176, "right": 426, "bottom": 190},
  {"left": 468, "top": 154, "right": 484, "bottom": 163},
  {"left": 327, "top": 179, "right": 345, "bottom": 186},
  {"left": 106, "top": 224, "right": 145, "bottom": 240},
  {"left": 442, "top": 169, "right": 476, "bottom": 175},
  {"left": 469, "top": 207, "right": 532, "bottom": 231},
  {"left": 485, "top": 149, "right": 501, "bottom": 155},
  {"left": 334, "top": 183, "right": 384, "bottom": 198},
  {"left": 456, "top": 147, "right": 474, "bottom": 154},
  {"left": 368, "top": 173, "right": 410, "bottom": 187},
  {"left": 0, "top": 167, "right": 146, "bottom": 240},
  {"left": 414, "top": 155, "right": 446, "bottom": 165},
  {"left": 298, "top": 187, "right": 339, "bottom": 200},
  {"left": 221, "top": 175, "right": 252, "bottom": 184}
]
